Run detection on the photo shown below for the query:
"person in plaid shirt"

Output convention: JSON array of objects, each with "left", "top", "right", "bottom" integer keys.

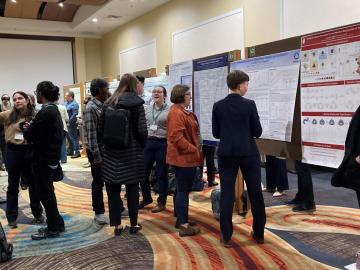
[{"left": 84, "top": 78, "right": 109, "bottom": 225}]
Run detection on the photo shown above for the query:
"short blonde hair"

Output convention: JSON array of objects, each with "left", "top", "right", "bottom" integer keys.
[{"left": 170, "top": 84, "right": 189, "bottom": 104}]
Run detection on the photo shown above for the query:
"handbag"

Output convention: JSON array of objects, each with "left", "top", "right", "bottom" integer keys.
[{"left": 50, "top": 163, "right": 64, "bottom": 182}]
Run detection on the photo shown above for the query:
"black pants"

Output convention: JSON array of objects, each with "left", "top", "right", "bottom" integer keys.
[
  {"left": 294, "top": 161, "right": 315, "bottom": 205},
  {"left": 265, "top": 155, "right": 289, "bottom": 191},
  {"left": 34, "top": 162, "right": 64, "bottom": 232},
  {"left": 105, "top": 183, "right": 139, "bottom": 227},
  {"left": 356, "top": 190, "right": 360, "bottom": 208},
  {"left": 6, "top": 144, "right": 43, "bottom": 222},
  {"left": 0, "top": 135, "right": 6, "bottom": 165},
  {"left": 219, "top": 155, "right": 266, "bottom": 242},
  {"left": 86, "top": 150, "right": 105, "bottom": 215},
  {"left": 141, "top": 138, "right": 168, "bottom": 205},
  {"left": 201, "top": 145, "right": 216, "bottom": 183}
]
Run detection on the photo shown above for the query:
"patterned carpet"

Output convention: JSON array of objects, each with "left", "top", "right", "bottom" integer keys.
[{"left": 0, "top": 160, "right": 359, "bottom": 269}]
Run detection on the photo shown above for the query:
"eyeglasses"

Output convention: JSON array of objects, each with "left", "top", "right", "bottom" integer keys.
[{"left": 152, "top": 90, "right": 163, "bottom": 94}]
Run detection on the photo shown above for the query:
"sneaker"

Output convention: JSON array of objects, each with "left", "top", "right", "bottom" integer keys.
[
  {"left": 292, "top": 203, "right": 316, "bottom": 212},
  {"left": 273, "top": 191, "right": 285, "bottom": 197},
  {"left": 71, "top": 153, "right": 81, "bottom": 159},
  {"left": 8, "top": 220, "right": 17, "bottom": 229},
  {"left": 151, "top": 204, "right": 165, "bottom": 213},
  {"left": 175, "top": 221, "right": 197, "bottom": 229},
  {"left": 129, "top": 224, "right": 142, "bottom": 234},
  {"left": 82, "top": 162, "right": 91, "bottom": 168},
  {"left": 94, "top": 214, "right": 107, "bottom": 225},
  {"left": 179, "top": 225, "right": 200, "bottom": 237},
  {"left": 31, "top": 227, "right": 59, "bottom": 240}
]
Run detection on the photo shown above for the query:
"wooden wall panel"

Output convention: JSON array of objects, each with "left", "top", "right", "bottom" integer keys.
[{"left": 42, "top": 2, "right": 79, "bottom": 22}]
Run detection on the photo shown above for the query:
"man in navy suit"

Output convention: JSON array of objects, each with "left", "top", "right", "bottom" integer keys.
[{"left": 212, "top": 70, "right": 266, "bottom": 247}]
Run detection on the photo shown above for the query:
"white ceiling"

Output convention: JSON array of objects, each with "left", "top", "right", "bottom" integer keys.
[{"left": 0, "top": 0, "right": 170, "bottom": 38}]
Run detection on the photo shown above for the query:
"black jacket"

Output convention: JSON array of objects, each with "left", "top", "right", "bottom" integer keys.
[
  {"left": 24, "top": 103, "right": 64, "bottom": 165},
  {"left": 98, "top": 92, "right": 148, "bottom": 185},
  {"left": 212, "top": 94, "right": 262, "bottom": 157},
  {"left": 332, "top": 105, "right": 360, "bottom": 191}
]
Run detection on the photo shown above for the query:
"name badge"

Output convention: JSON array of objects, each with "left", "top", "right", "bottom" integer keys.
[
  {"left": 150, "top": 124, "right": 158, "bottom": 131},
  {"left": 14, "top": 132, "right": 24, "bottom": 141}
]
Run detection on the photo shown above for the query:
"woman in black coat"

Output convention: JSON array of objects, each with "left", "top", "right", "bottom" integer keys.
[
  {"left": 332, "top": 105, "right": 360, "bottom": 207},
  {"left": 98, "top": 73, "right": 147, "bottom": 235}
]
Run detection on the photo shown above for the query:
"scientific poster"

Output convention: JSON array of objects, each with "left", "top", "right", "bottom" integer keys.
[
  {"left": 109, "top": 80, "right": 119, "bottom": 95},
  {"left": 301, "top": 23, "right": 360, "bottom": 168},
  {"left": 193, "top": 54, "right": 229, "bottom": 144},
  {"left": 169, "top": 60, "right": 193, "bottom": 91},
  {"left": 230, "top": 50, "right": 300, "bottom": 142}
]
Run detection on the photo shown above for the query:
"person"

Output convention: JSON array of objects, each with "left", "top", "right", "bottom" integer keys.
[
  {"left": 82, "top": 94, "right": 92, "bottom": 168},
  {"left": 201, "top": 144, "right": 218, "bottom": 187},
  {"left": 65, "top": 91, "right": 80, "bottom": 158},
  {"left": 212, "top": 70, "right": 266, "bottom": 247},
  {"left": 84, "top": 78, "right": 109, "bottom": 225},
  {"left": 286, "top": 161, "right": 316, "bottom": 212},
  {"left": 167, "top": 84, "right": 202, "bottom": 237},
  {"left": 0, "top": 94, "right": 12, "bottom": 172},
  {"left": 0, "top": 91, "right": 44, "bottom": 229},
  {"left": 57, "top": 102, "right": 69, "bottom": 164},
  {"left": 140, "top": 85, "right": 170, "bottom": 212},
  {"left": 98, "top": 73, "right": 147, "bottom": 235},
  {"left": 264, "top": 155, "right": 289, "bottom": 197},
  {"left": 24, "top": 81, "right": 65, "bottom": 240},
  {"left": 331, "top": 104, "right": 360, "bottom": 208},
  {"left": 136, "top": 75, "right": 151, "bottom": 105}
]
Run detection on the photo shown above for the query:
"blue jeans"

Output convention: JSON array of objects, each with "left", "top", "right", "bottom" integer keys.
[
  {"left": 141, "top": 138, "right": 168, "bottom": 205},
  {"left": 61, "top": 137, "right": 67, "bottom": 163},
  {"left": 174, "top": 166, "right": 196, "bottom": 225},
  {"left": 67, "top": 124, "right": 80, "bottom": 155}
]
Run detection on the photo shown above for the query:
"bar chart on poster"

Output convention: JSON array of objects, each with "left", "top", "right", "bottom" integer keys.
[
  {"left": 300, "top": 23, "right": 360, "bottom": 168},
  {"left": 230, "top": 50, "right": 300, "bottom": 142}
]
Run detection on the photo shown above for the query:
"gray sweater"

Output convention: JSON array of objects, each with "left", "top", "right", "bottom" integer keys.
[{"left": 145, "top": 103, "right": 170, "bottom": 138}]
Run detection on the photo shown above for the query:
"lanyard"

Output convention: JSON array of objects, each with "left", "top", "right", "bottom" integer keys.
[{"left": 152, "top": 103, "right": 167, "bottom": 124}]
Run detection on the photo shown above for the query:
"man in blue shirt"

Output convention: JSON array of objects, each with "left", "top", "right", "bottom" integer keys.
[{"left": 65, "top": 91, "right": 80, "bottom": 158}]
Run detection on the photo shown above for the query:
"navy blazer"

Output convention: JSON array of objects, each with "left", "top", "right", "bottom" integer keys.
[{"left": 212, "top": 93, "right": 262, "bottom": 157}]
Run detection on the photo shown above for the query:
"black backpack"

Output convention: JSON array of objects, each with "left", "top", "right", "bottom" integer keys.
[
  {"left": 0, "top": 222, "right": 13, "bottom": 263},
  {"left": 102, "top": 106, "right": 132, "bottom": 149}
]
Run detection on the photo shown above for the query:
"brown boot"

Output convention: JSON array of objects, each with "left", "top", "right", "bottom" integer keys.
[
  {"left": 151, "top": 204, "right": 165, "bottom": 213},
  {"left": 179, "top": 225, "right": 200, "bottom": 237}
]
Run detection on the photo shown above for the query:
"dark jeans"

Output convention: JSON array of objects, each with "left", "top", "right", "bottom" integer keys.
[
  {"left": 105, "top": 183, "right": 139, "bottom": 227},
  {"left": 219, "top": 155, "right": 266, "bottom": 242},
  {"left": 265, "top": 155, "right": 289, "bottom": 191},
  {"left": 357, "top": 190, "right": 360, "bottom": 208},
  {"left": 34, "top": 162, "right": 64, "bottom": 232},
  {"left": 174, "top": 166, "right": 196, "bottom": 225},
  {"left": 86, "top": 150, "right": 105, "bottom": 215},
  {"left": 67, "top": 124, "right": 80, "bottom": 155},
  {"left": 141, "top": 138, "right": 168, "bottom": 205},
  {"left": 0, "top": 135, "right": 6, "bottom": 165},
  {"left": 61, "top": 137, "right": 67, "bottom": 163},
  {"left": 294, "top": 161, "right": 315, "bottom": 205},
  {"left": 201, "top": 145, "right": 216, "bottom": 183},
  {"left": 6, "top": 144, "right": 43, "bottom": 222}
]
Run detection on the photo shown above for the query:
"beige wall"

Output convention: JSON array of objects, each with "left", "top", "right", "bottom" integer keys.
[
  {"left": 74, "top": 37, "right": 102, "bottom": 84},
  {"left": 100, "top": 0, "right": 280, "bottom": 77}
]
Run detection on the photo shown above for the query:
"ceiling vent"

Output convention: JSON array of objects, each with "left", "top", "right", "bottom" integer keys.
[{"left": 106, "top": 15, "right": 122, "bottom": 19}]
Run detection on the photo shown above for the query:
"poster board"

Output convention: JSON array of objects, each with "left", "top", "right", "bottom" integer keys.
[
  {"left": 193, "top": 53, "right": 229, "bottom": 145},
  {"left": 300, "top": 23, "right": 360, "bottom": 168},
  {"left": 230, "top": 50, "right": 300, "bottom": 142},
  {"left": 247, "top": 37, "right": 303, "bottom": 160}
]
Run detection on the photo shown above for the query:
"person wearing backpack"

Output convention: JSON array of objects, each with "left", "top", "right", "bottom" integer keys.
[
  {"left": 98, "top": 73, "right": 147, "bottom": 236},
  {"left": 140, "top": 85, "right": 170, "bottom": 213},
  {"left": 84, "top": 78, "right": 109, "bottom": 225}
]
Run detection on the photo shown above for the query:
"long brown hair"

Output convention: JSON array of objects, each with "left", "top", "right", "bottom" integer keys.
[
  {"left": 105, "top": 73, "right": 138, "bottom": 107},
  {"left": 5, "top": 91, "right": 35, "bottom": 126}
]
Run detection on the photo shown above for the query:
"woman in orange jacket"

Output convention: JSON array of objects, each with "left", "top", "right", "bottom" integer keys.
[{"left": 166, "top": 84, "right": 203, "bottom": 237}]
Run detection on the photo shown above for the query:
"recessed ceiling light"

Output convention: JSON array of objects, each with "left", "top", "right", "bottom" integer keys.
[
  {"left": 11, "top": 0, "right": 17, "bottom": 3},
  {"left": 59, "top": 2, "right": 64, "bottom": 7},
  {"left": 92, "top": 18, "right": 98, "bottom": 23}
]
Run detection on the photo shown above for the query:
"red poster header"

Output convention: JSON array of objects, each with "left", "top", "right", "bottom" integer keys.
[
  {"left": 301, "top": 24, "right": 360, "bottom": 50},
  {"left": 303, "top": 141, "right": 345, "bottom": 150},
  {"left": 301, "top": 81, "right": 345, "bottom": 88},
  {"left": 302, "top": 112, "right": 354, "bottom": 117}
]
